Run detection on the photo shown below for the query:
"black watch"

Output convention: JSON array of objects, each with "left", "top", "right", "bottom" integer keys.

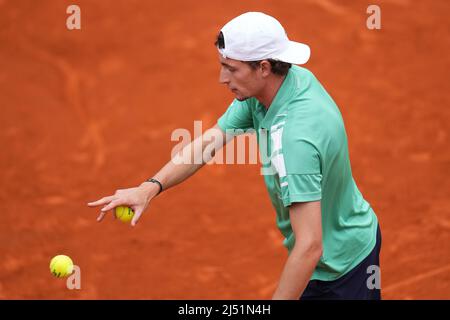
[{"left": 146, "top": 178, "right": 163, "bottom": 195}]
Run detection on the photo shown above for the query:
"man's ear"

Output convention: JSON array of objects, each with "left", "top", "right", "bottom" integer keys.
[{"left": 260, "top": 60, "right": 272, "bottom": 77}]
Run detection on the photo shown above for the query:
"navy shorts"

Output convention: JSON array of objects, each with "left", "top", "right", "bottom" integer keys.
[{"left": 300, "top": 224, "right": 382, "bottom": 300}]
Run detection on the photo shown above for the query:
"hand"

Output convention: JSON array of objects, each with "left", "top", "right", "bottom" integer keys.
[{"left": 87, "top": 183, "right": 159, "bottom": 226}]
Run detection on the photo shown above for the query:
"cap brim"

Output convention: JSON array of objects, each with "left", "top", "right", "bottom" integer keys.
[{"left": 273, "top": 41, "right": 310, "bottom": 65}]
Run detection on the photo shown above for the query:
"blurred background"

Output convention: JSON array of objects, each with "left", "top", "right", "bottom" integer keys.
[{"left": 0, "top": 0, "right": 449, "bottom": 299}]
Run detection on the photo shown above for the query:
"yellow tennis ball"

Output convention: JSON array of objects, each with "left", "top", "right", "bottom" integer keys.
[
  {"left": 50, "top": 255, "right": 74, "bottom": 278},
  {"left": 115, "top": 206, "right": 134, "bottom": 223}
]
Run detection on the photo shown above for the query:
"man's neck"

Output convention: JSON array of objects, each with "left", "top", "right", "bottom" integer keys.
[{"left": 256, "top": 74, "right": 287, "bottom": 109}]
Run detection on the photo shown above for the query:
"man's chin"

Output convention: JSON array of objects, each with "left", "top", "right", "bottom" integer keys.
[
  {"left": 231, "top": 90, "right": 250, "bottom": 101},
  {"left": 236, "top": 96, "right": 250, "bottom": 102}
]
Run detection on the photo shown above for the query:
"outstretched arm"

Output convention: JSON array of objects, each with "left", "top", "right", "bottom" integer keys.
[
  {"left": 87, "top": 124, "right": 231, "bottom": 226},
  {"left": 145, "top": 124, "right": 231, "bottom": 193}
]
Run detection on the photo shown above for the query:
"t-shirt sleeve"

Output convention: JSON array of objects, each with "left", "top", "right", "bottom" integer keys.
[
  {"left": 217, "top": 99, "right": 254, "bottom": 134},
  {"left": 276, "top": 138, "right": 323, "bottom": 206}
]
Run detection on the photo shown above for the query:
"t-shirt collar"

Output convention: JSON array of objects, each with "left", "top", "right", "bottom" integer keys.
[{"left": 259, "top": 67, "right": 294, "bottom": 129}]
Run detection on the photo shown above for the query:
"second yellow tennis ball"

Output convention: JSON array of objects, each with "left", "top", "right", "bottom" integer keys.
[
  {"left": 115, "top": 206, "right": 134, "bottom": 223},
  {"left": 50, "top": 255, "right": 74, "bottom": 278}
]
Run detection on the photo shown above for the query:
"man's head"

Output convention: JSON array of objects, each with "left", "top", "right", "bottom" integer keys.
[
  {"left": 215, "top": 12, "right": 310, "bottom": 101},
  {"left": 217, "top": 51, "right": 291, "bottom": 101}
]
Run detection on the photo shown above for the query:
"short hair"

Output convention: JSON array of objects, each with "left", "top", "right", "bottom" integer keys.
[
  {"left": 215, "top": 31, "right": 225, "bottom": 49},
  {"left": 214, "top": 32, "right": 292, "bottom": 76},
  {"left": 245, "top": 59, "right": 292, "bottom": 76}
]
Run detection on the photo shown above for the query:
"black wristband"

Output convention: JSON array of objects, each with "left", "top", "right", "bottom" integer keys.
[{"left": 146, "top": 178, "right": 163, "bottom": 195}]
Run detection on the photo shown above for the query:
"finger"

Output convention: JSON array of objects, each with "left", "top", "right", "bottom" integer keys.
[
  {"left": 97, "top": 210, "right": 108, "bottom": 222},
  {"left": 131, "top": 208, "right": 144, "bottom": 227},
  {"left": 87, "top": 196, "right": 115, "bottom": 207},
  {"left": 101, "top": 199, "right": 124, "bottom": 212}
]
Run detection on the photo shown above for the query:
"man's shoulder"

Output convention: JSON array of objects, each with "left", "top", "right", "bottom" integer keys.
[
  {"left": 286, "top": 66, "right": 336, "bottom": 113},
  {"left": 290, "top": 65, "right": 316, "bottom": 83}
]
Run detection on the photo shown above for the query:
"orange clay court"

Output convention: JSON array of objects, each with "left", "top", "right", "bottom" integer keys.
[{"left": 0, "top": 0, "right": 449, "bottom": 299}]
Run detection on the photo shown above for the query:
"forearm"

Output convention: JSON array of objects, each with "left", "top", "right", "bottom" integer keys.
[
  {"left": 272, "top": 245, "right": 322, "bottom": 300},
  {"left": 140, "top": 131, "right": 221, "bottom": 192},
  {"left": 143, "top": 155, "right": 205, "bottom": 192}
]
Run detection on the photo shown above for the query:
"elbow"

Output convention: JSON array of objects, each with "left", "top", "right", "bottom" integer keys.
[
  {"left": 293, "top": 240, "right": 323, "bottom": 261},
  {"left": 315, "top": 244, "right": 323, "bottom": 260},
  {"left": 310, "top": 242, "right": 323, "bottom": 261}
]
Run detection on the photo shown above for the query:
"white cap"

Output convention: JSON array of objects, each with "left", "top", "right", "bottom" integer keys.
[{"left": 218, "top": 12, "right": 310, "bottom": 65}]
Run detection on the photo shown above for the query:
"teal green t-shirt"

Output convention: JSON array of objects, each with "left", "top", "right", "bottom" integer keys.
[{"left": 217, "top": 65, "right": 378, "bottom": 281}]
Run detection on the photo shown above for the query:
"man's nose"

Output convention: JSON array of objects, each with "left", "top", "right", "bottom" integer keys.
[{"left": 219, "top": 68, "right": 229, "bottom": 84}]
